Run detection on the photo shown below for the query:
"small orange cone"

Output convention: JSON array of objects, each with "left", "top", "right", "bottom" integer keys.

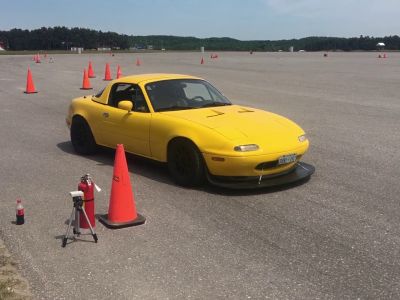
[
  {"left": 35, "top": 54, "right": 41, "bottom": 63},
  {"left": 116, "top": 65, "right": 122, "bottom": 79},
  {"left": 136, "top": 58, "right": 141, "bottom": 66},
  {"left": 88, "top": 61, "right": 96, "bottom": 78},
  {"left": 104, "top": 63, "right": 112, "bottom": 81},
  {"left": 81, "top": 68, "right": 93, "bottom": 90},
  {"left": 99, "top": 144, "right": 146, "bottom": 229},
  {"left": 200, "top": 57, "right": 204, "bottom": 64},
  {"left": 24, "top": 68, "right": 37, "bottom": 94}
]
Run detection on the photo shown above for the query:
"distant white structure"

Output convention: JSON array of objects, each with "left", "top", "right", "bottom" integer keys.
[
  {"left": 71, "top": 47, "right": 84, "bottom": 53},
  {"left": 200, "top": 46, "right": 205, "bottom": 53},
  {"left": 0, "top": 46, "right": 4, "bottom": 51},
  {"left": 289, "top": 46, "right": 294, "bottom": 52},
  {"left": 376, "top": 42, "right": 385, "bottom": 51}
]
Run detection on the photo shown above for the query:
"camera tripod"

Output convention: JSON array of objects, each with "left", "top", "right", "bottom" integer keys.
[{"left": 62, "top": 195, "right": 98, "bottom": 248}]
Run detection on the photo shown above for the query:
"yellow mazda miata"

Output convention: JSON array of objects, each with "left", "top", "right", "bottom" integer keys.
[{"left": 66, "top": 74, "right": 314, "bottom": 189}]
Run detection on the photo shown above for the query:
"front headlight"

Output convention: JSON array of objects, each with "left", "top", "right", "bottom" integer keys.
[
  {"left": 298, "top": 134, "right": 307, "bottom": 142},
  {"left": 234, "top": 144, "right": 259, "bottom": 152}
]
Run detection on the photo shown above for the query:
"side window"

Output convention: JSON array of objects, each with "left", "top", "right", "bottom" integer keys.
[
  {"left": 133, "top": 88, "right": 150, "bottom": 112},
  {"left": 108, "top": 83, "right": 149, "bottom": 112},
  {"left": 109, "top": 83, "right": 134, "bottom": 107}
]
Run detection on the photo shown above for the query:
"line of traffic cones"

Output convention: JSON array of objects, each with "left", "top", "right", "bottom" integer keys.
[
  {"left": 24, "top": 61, "right": 127, "bottom": 93},
  {"left": 99, "top": 144, "right": 146, "bottom": 229}
]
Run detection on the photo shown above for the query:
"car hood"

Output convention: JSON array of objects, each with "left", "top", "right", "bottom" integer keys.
[{"left": 162, "top": 105, "right": 305, "bottom": 151}]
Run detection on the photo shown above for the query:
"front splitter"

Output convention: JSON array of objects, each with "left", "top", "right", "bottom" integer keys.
[{"left": 206, "top": 162, "right": 315, "bottom": 190}]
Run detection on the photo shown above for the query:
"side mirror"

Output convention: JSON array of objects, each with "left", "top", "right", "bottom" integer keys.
[{"left": 118, "top": 100, "right": 133, "bottom": 112}]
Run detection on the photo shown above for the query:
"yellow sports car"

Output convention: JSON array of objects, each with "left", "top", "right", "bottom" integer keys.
[{"left": 66, "top": 73, "right": 314, "bottom": 189}]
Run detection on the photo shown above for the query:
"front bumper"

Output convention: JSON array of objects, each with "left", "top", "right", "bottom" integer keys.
[{"left": 206, "top": 162, "right": 315, "bottom": 189}]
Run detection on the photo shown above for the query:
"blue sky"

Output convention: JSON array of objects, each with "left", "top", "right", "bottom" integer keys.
[{"left": 1, "top": 0, "right": 399, "bottom": 40}]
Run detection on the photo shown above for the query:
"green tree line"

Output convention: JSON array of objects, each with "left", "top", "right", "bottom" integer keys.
[{"left": 0, "top": 27, "right": 399, "bottom": 51}]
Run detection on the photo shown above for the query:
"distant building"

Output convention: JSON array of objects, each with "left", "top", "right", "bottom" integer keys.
[
  {"left": 71, "top": 47, "right": 83, "bottom": 53},
  {"left": 71, "top": 47, "right": 84, "bottom": 53},
  {"left": 97, "top": 47, "right": 111, "bottom": 51}
]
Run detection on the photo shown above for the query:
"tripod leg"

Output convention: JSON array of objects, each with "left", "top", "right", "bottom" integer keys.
[
  {"left": 62, "top": 207, "right": 76, "bottom": 248},
  {"left": 81, "top": 207, "right": 98, "bottom": 243},
  {"left": 73, "top": 208, "right": 80, "bottom": 235}
]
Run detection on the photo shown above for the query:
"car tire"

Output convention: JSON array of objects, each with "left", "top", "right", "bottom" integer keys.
[
  {"left": 167, "top": 139, "right": 205, "bottom": 187},
  {"left": 70, "top": 116, "right": 97, "bottom": 155}
]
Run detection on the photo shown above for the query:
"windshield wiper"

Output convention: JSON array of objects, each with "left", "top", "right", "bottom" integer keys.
[
  {"left": 200, "top": 102, "right": 232, "bottom": 108},
  {"left": 157, "top": 106, "right": 196, "bottom": 112}
]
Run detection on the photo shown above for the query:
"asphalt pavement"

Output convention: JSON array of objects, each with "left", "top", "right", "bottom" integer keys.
[{"left": 0, "top": 51, "right": 399, "bottom": 299}]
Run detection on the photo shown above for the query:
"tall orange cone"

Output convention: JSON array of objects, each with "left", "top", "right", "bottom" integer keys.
[
  {"left": 116, "top": 65, "right": 122, "bottom": 79},
  {"left": 99, "top": 144, "right": 146, "bottom": 229},
  {"left": 88, "top": 61, "right": 96, "bottom": 78},
  {"left": 200, "top": 57, "right": 204, "bottom": 64},
  {"left": 24, "top": 68, "right": 37, "bottom": 94},
  {"left": 81, "top": 68, "right": 93, "bottom": 90},
  {"left": 104, "top": 63, "right": 112, "bottom": 81},
  {"left": 136, "top": 58, "right": 141, "bottom": 66}
]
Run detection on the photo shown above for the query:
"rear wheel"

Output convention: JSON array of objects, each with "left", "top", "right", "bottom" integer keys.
[
  {"left": 167, "top": 139, "right": 205, "bottom": 187},
  {"left": 70, "top": 116, "right": 97, "bottom": 155}
]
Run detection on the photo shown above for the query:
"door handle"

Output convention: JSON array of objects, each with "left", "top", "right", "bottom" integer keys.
[{"left": 102, "top": 112, "right": 109, "bottom": 118}]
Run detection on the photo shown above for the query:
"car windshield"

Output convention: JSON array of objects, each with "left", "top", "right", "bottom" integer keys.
[{"left": 145, "top": 79, "right": 231, "bottom": 112}]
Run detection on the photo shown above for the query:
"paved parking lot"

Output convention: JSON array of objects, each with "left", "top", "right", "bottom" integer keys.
[{"left": 0, "top": 51, "right": 399, "bottom": 299}]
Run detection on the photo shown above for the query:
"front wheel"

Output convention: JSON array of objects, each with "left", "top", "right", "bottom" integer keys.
[
  {"left": 70, "top": 116, "right": 97, "bottom": 155},
  {"left": 167, "top": 139, "right": 205, "bottom": 187}
]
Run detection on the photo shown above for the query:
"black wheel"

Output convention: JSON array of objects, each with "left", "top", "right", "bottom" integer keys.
[
  {"left": 70, "top": 116, "right": 97, "bottom": 155},
  {"left": 167, "top": 139, "right": 205, "bottom": 187}
]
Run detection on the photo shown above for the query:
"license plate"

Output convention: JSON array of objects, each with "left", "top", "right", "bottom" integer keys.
[{"left": 278, "top": 154, "right": 297, "bottom": 165}]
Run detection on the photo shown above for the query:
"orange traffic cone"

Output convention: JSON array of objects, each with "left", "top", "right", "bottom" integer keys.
[
  {"left": 116, "top": 65, "right": 122, "bottom": 79},
  {"left": 35, "top": 54, "right": 41, "bottom": 63},
  {"left": 24, "top": 68, "right": 37, "bottom": 94},
  {"left": 99, "top": 144, "right": 146, "bottom": 229},
  {"left": 200, "top": 57, "right": 204, "bottom": 64},
  {"left": 104, "top": 63, "right": 112, "bottom": 81},
  {"left": 88, "top": 61, "right": 96, "bottom": 78},
  {"left": 81, "top": 68, "right": 93, "bottom": 90},
  {"left": 136, "top": 58, "right": 141, "bottom": 66}
]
